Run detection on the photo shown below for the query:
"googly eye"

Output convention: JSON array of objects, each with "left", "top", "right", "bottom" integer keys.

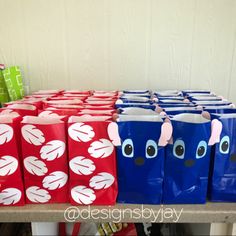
[
  {"left": 219, "top": 135, "right": 230, "bottom": 154},
  {"left": 145, "top": 140, "right": 158, "bottom": 158},
  {"left": 196, "top": 140, "right": 207, "bottom": 159},
  {"left": 173, "top": 140, "right": 185, "bottom": 159},
  {"left": 122, "top": 139, "right": 134, "bottom": 158}
]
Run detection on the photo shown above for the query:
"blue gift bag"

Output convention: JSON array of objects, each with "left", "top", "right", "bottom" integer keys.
[
  {"left": 157, "top": 96, "right": 184, "bottom": 101},
  {"left": 190, "top": 96, "right": 222, "bottom": 101},
  {"left": 193, "top": 100, "right": 232, "bottom": 106},
  {"left": 120, "top": 98, "right": 152, "bottom": 103},
  {"left": 114, "top": 116, "right": 172, "bottom": 204},
  {"left": 119, "top": 107, "right": 158, "bottom": 115},
  {"left": 163, "top": 113, "right": 222, "bottom": 204},
  {"left": 157, "top": 103, "right": 196, "bottom": 108},
  {"left": 204, "top": 108, "right": 236, "bottom": 115},
  {"left": 115, "top": 103, "right": 156, "bottom": 110},
  {"left": 209, "top": 113, "right": 236, "bottom": 202},
  {"left": 122, "top": 94, "right": 151, "bottom": 98},
  {"left": 182, "top": 90, "right": 211, "bottom": 96},
  {"left": 123, "top": 90, "right": 150, "bottom": 94},
  {"left": 165, "top": 109, "right": 202, "bottom": 116},
  {"left": 186, "top": 92, "right": 215, "bottom": 98},
  {"left": 154, "top": 90, "right": 182, "bottom": 97},
  {"left": 157, "top": 99, "right": 190, "bottom": 105}
]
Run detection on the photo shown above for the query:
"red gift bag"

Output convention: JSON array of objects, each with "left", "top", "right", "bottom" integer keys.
[
  {"left": 68, "top": 116, "right": 118, "bottom": 205},
  {"left": 63, "top": 90, "right": 91, "bottom": 95},
  {"left": 21, "top": 116, "right": 69, "bottom": 204},
  {"left": 46, "top": 104, "right": 84, "bottom": 110},
  {"left": 33, "top": 90, "right": 64, "bottom": 95},
  {"left": 0, "top": 104, "right": 38, "bottom": 116},
  {"left": 43, "top": 99, "right": 83, "bottom": 109},
  {"left": 25, "top": 94, "right": 53, "bottom": 99},
  {"left": 0, "top": 115, "right": 25, "bottom": 206},
  {"left": 85, "top": 100, "right": 115, "bottom": 106},
  {"left": 48, "top": 96, "right": 81, "bottom": 101},
  {"left": 87, "top": 97, "right": 117, "bottom": 101},
  {"left": 72, "top": 114, "right": 113, "bottom": 122},
  {"left": 93, "top": 91, "right": 118, "bottom": 96},
  {"left": 5, "top": 99, "right": 43, "bottom": 110},
  {"left": 63, "top": 94, "right": 88, "bottom": 101},
  {"left": 84, "top": 104, "right": 114, "bottom": 109},
  {"left": 78, "top": 109, "right": 116, "bottom": 116},
  {"left": 39, "top": 108, "right": 78, "bottom": 117}
]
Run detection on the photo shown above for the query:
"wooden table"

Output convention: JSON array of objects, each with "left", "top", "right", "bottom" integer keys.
[{"left": 0, "top": 202, "right": 236, "bottom": 223}]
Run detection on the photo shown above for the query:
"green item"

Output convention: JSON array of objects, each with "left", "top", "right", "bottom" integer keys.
[
  {"left": 2, "top": 66, "right": 24, "bottom": 101},
  {"left": 0, "top": 69, "right": 10, "bottom": 104}
]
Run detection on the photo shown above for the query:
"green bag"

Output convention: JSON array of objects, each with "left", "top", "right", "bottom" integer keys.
[
  {"left": 2, "top": 66, "right": 24, "bottom": 101},
  {"left": 0, "top": 69, "right": 10, "bottom": 104}
]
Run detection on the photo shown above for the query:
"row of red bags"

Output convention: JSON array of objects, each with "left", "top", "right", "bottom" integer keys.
[{"left": 0, "top": 90, "right": 120, "bottom": 206}]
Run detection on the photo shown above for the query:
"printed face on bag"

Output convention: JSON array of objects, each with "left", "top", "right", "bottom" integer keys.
[
  {"left": 163, "top": 114, "right": 222, "bottom": 204},
  {"left": 171, "top": 138, "right": 209, "bottom": 167},
  {"left": 214, "top": 116, "right": 236, "bottom": 174},
  {"left": 168, "top": 114, "right": 222, "bottom": 168},
  {"left": 121, "top": 138, "right": 159, "bottom": 166},
  {"left": 113, "top": 120, "right": 172, "bottom": 168},
  {"left": 209, "top": 115, "right": 236, "bottom": 201},
  {"left": 108, "top": 121, "right": 172, "bottom": 204}
]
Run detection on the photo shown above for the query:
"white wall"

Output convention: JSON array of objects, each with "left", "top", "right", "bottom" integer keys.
[{"left": 0, "top": 0, "right": 236, "bottom": 102}]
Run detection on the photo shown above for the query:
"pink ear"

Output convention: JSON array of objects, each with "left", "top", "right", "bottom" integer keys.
[
  {"left": 168, "top": 136, "right": 173, "bottom": 144},
  {"left": 196, "top": 105, "right": 203, "bottom": 110},
  {"left": 202, "top": 111, "right": 211, "bottom": 120},
  {"left": 160, "top": 111, "right": 167, "bottom": 116},
  {"left": 208, "top": 119, "right": 222, "bottom": 145},
  {"left": 155, "top": 106, "right": 163, "bottom": 114},
  {"left": 116, "top": 99, "right": 123, "bottom": 104},
  {"left": 183, "top": 98, "right": 190, "bottom": 103},
  {"left": 107, "top": 122, "right": 121, "bottom": 146},
  {"left": 158, "top": 121, "right": 173, "bottom": 147}
]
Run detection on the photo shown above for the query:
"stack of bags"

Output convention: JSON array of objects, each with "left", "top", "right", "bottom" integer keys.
[
  {"left": 0, "top": 89, "right": 236, "bottom": 206},
  {"left": 115, "top": 89, "right": 236, "bottom": 204},
  {"left": 0, "top": 90, "right": 119, "bottom": 206}
]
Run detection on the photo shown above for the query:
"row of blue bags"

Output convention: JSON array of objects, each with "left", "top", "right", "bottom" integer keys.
[{"left": 113, "top": 90, "right": 236, "bottom": 204}]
